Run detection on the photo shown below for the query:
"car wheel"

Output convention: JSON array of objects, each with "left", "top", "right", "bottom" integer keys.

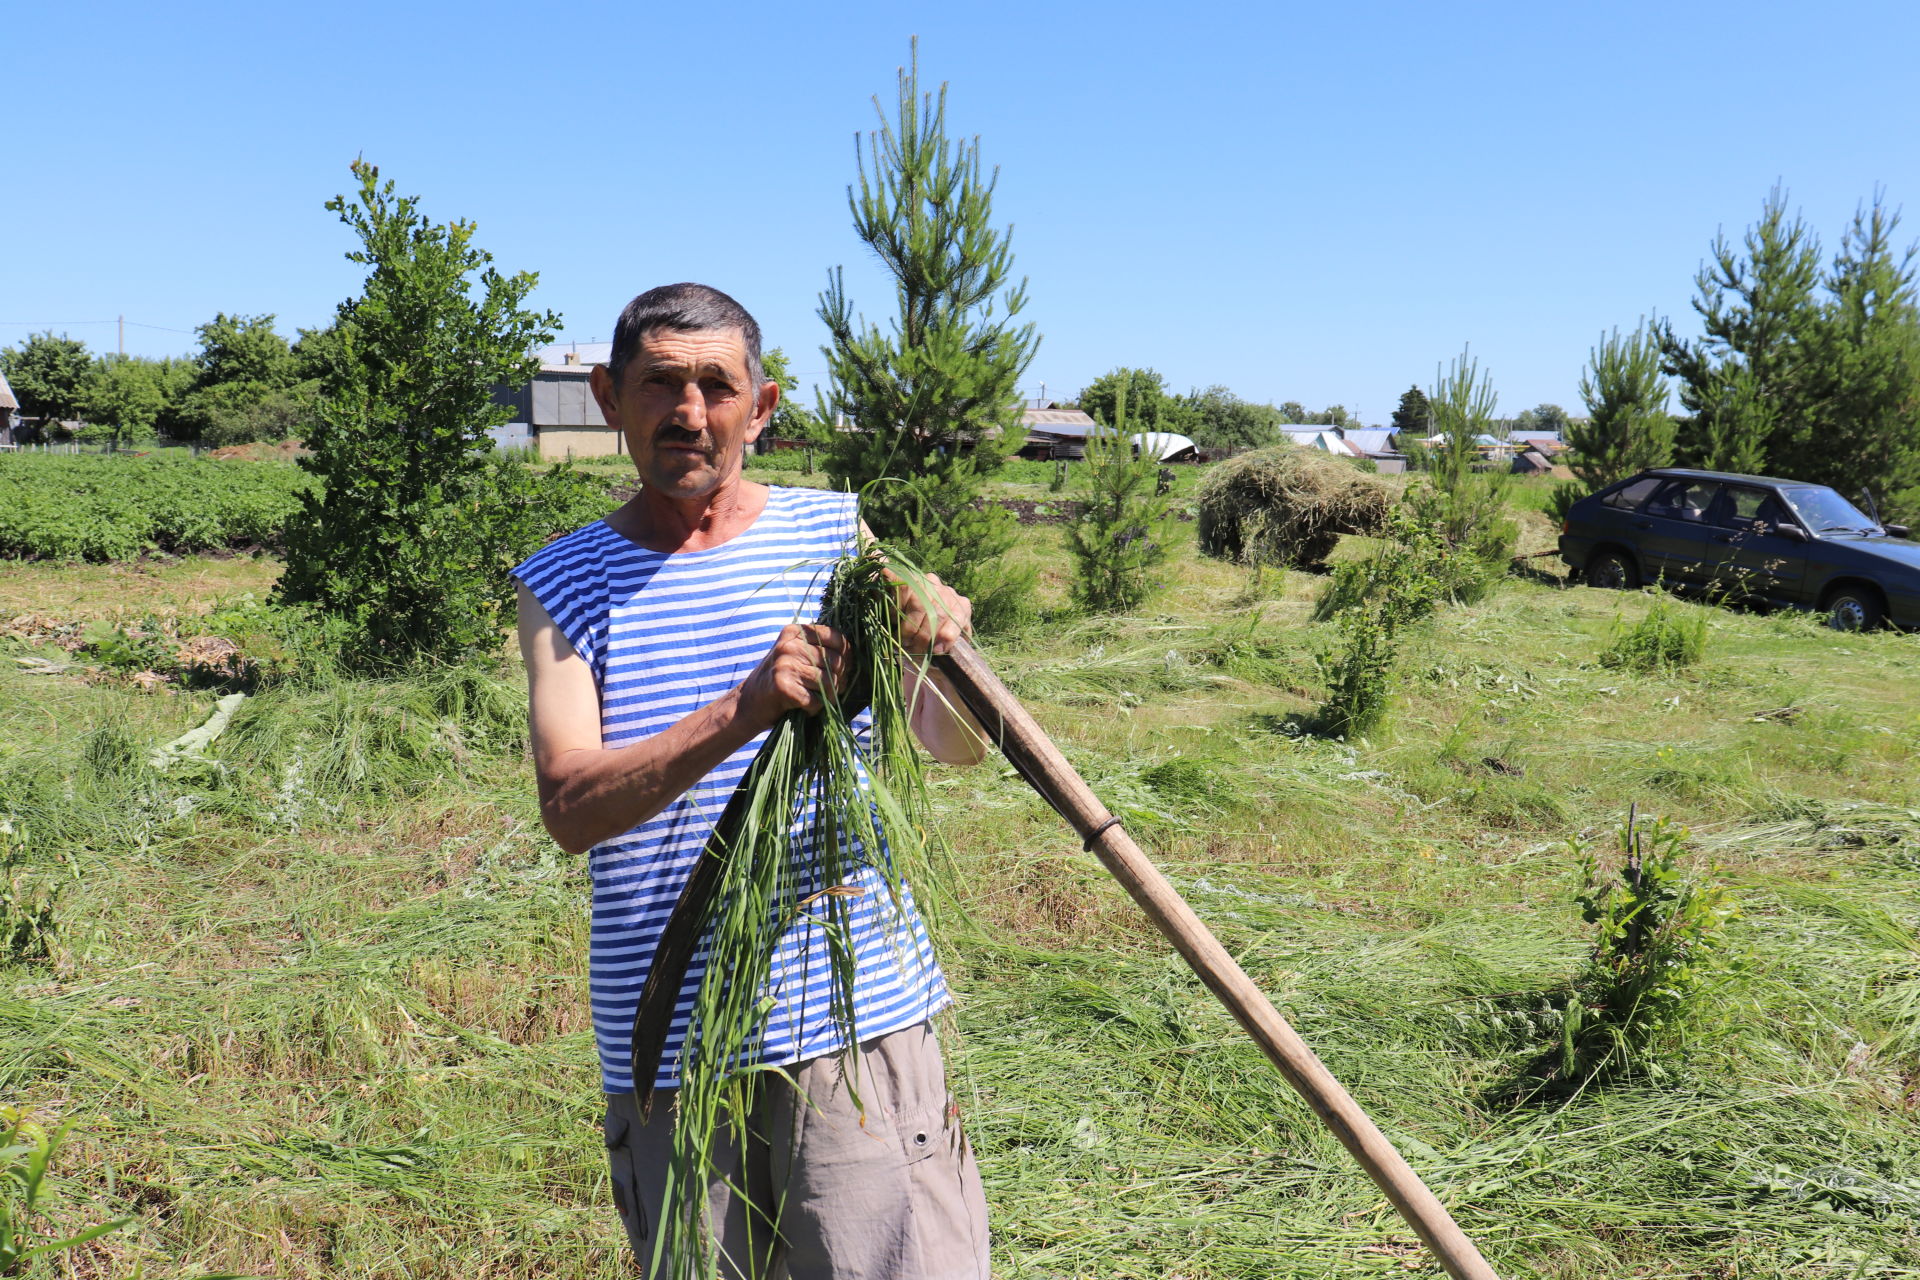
[
  {"left": 1824, "top": 587, "right": 1886, "bottom": 632},
  {"left": 1586, "top": 549, "right": 1639, "bottom": 590}
]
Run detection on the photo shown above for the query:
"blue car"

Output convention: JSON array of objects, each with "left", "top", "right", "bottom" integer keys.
[{"left": 1558, "top": 467, "right": 1920, "bottom": 631}]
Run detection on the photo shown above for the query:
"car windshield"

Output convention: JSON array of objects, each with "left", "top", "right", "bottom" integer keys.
[{"left": 1781, "top": 486, "right": 1880, "bottom": 535}]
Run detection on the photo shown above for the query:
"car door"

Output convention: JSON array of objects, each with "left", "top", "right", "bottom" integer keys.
[
  {"left": 1703, "top": 485, "right": 1809, "bottom": 603},
  {"left": 1635, "top": 478, "right": 1723, "bottom": 585}
]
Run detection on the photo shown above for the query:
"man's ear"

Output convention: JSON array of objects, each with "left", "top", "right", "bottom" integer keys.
[
  {"left": 745, "top": 378, "right": 778, "bottom": 445},
  {"left": 589, "top": 364, "right": 619, "bottom": 424}
]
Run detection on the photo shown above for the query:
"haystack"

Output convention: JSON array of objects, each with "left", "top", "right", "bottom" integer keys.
[{"left": 1196, "top": 445, "right": 1393, "bottom": 568}]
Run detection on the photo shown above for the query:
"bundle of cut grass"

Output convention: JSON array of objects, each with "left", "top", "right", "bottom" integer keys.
[
  {"left": 655, "top": 543, "right": 948, "bottom": 1280},
  {"left": 1195, "top": 445, "right": 1394, "bottom": 569}
]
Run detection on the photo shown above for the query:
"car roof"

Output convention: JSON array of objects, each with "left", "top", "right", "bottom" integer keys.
[{"left": 1635, "top": 467, "right": 1810, "bottom": 488}]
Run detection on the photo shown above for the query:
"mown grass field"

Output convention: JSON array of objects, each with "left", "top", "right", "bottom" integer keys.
[{"left": 2, "top": 456, "right": 1919, "bottom": 1278}]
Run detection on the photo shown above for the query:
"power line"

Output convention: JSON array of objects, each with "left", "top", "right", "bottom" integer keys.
[{"left": 0, "top": 319, "right": 196, "bottom": 335}]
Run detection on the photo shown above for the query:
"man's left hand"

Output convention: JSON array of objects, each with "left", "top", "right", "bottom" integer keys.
[{"left": 895, "top": 573, "right": 972, "bottom": 657}]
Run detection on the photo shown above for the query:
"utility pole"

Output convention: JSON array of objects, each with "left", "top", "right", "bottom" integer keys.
[{"left": 118, "top": 315, "right": 124, "bottom": 357}]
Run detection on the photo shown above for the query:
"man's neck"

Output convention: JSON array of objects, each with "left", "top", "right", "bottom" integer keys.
[{"left": 610, "top": 474, "right": 771, "bottom": 554}]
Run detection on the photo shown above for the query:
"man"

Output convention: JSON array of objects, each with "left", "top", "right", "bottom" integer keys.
[{"left": 512, "top": 283, "right": 991, "bottom": 1279}]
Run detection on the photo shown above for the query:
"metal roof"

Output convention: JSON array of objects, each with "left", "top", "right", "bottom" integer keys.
[{"left": 0, "top": 369, "right": 16, "bottom": 412}]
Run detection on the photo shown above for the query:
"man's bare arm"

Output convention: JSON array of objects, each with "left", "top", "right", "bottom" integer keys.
[{"left": 517, "top": 584, "right": 850, "bottom": 855}]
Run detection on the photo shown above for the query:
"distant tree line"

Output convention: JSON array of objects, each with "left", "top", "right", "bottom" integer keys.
[
  {"left": 1071, "top": 367, "right": 1366, "bottom": 449},
  {"left": 1, "top": 316, "right": 342, "bottom": 450}
]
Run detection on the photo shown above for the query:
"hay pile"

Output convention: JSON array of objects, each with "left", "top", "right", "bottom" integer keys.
[{"left": 1196, "top": 446, "right": 1394, "bottom": 568}]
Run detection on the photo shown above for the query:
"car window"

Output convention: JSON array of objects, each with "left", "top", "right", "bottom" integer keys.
[
  {"left": 1714, "top": 486, "right": 1790, "bottom": 530},
  {"left": 1602, "top": 476, "right": 1662, "bottom": 510},
  {"left": 1643, "top": 479, "right": 1721, "bottom": 523},
  {"left": 1781, "top": 486, "right": 1877, "bottom": 534}
]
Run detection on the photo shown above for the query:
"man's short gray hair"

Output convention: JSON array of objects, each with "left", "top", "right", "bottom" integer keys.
[{"left": 607, "top": 283, "right": 765, "bottom": 394}]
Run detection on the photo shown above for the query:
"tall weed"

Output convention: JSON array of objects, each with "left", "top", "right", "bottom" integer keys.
[{"left": 1600, "top": 598, "right": 1708, "bottom": 671}]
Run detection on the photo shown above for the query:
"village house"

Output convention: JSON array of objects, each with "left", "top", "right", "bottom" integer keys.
[
  {"left": 489, "top": 341, "right": 619, "bottom": 460},
  {"left": 0, "top": 369, "right": 19, "bottom": 449}
]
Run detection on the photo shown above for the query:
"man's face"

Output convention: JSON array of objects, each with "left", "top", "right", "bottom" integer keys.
[{"left": 589, "top": 327, "right": 775, "bottom": 501}]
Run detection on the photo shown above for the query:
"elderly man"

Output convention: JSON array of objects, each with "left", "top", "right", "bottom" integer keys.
[{"left": 512, "top": 283, "right": 991, "bottom": 1279}]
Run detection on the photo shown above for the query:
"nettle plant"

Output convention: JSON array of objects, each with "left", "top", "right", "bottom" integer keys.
[{"left": 1557, "top": 808, "right": 1737, "bottom": 1085}]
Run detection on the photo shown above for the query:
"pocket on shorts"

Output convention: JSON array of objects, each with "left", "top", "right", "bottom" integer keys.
[{"left": 894, "top": 1102, "right": 947, "bottom": 1166}]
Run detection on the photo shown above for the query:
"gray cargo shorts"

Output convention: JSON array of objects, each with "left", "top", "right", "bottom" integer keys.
[{"left": 603, "top": 1021, "right": 990, "bottom": 1279}]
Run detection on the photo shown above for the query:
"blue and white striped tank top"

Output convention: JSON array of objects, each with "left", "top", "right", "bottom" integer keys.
[{"left": 512, "top": 485, "right": 950, "bottom": 1094}]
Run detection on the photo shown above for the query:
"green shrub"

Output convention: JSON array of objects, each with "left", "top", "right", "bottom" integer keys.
[
  {"left": 1552, "top": 810, "right": 1737, "bottom": 1085},
  {"left": 276, "top": 160, "right": 561, "bottom": 674},
  {"left": 1600, "top": 598, "right": 1709, "bottom": 671},
  {"left": 1312, "top": 507, "right": 1451, "bottom": 737}
]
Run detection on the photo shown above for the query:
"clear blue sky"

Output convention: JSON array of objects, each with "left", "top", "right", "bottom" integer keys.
[{"left": 8, "top": 0, "right": 1919, "bottom": 423}]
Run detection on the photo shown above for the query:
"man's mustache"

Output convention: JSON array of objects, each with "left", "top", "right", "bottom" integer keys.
[{"left": 655, "top": 425, "right": 714, "bottom": 452}]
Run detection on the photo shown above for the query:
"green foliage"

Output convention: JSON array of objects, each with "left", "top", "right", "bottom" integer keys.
[
  {"left": 1389, "top": 384, "right": 1431, "bottom": 441},
  {"left": 760, "top": 347, "right": 830, "bottom": 443},
  {"left": 0, "top": 820, "right": 59, "bottom": 965},
  {"left": 172, "top": 314, "right": 311, "bottom": 446},
  {"left": 819, "top": 44, "right": 1038, "bottom": 631},
  {"left": 1312, "top": 506, "right": 1452, "bottom": 737},
  {"left": 1511, "top": 403, "right": 1572, "bottom": 437},
  {"left": 1660, "top": 186, "right": 1920, "bottom": 505},
  {"left": 1078, "top": 368, "right": 1186, "bottom": 436},
  {"left": 1570, "top": 323, "right": 1676, "bottom": 493},
  {"left": 1599, "top": 597, "right": 1709, "bottom": 672},
  {"left": 1405, "top": 346, "right": 1517, "bottom": 565},
  {"left": 0, "top": 332, "right": 94, "bottom": 424},
  {"left": 78, "top": 355, "right": 167, "bottom": 449},
  {"left": 0, "top": 1112, "right": 130, "bottom": 1271},
  {"left": 276, "top": 160, "right": 561, "bottom": 672},
  {"left": 0, "top": 453, "right": 313, "bottom": 560},
  {"left": 1555, "top": 810, "right": 1736, "bottom": 1085},
  {"left": 1178, "top": 384, "right": 1283, "bottom": 449},
  {"left": 1065, "top": 391, "right": 1173, "bottom": 613},
  {"left": 193, "top": 382, "right": 313, "bottom": 448},
  {"left": 193, "top": 312, "right": 298, "bottom": 390}
]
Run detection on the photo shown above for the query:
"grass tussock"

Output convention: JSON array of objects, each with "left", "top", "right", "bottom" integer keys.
[{"left": 1599, "top": 595, "right": 1710, "bottom": 671}]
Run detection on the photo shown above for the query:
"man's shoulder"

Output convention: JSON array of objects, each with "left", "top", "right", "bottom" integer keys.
[
  {"left": 513, "top": 518, "right": 614, "bottom": 585},
  {"left": 765, "top": 484, "right": 856, "bottom": 522}
]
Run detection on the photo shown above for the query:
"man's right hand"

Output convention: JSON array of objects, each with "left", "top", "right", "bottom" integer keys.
[{"left": 738, "top": 623, "right": 852, "bottom": 727}]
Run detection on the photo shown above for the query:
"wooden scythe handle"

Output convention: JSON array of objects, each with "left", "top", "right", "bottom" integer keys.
[{"left": 931, "top": 638, "right": 1500, "bottom": 1280}]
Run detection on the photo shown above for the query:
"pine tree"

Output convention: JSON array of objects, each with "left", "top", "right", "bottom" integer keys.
[
  {"left": 1658, "top": 186, "right": 1820, "bottom": 470},
  {"left": 1803, "top": 196, "right": 1920, "bottom": 513},
  {"left": 819, "top": 42, "right": 1039, "bottom": 628},
  {"left": 1389, "top": 385, "right": 1431, "bottom": 443},
  {"left": 1571, "top": 323, "right": 1676, "bottom": 490},
  {"left": 1407, "top": 348, "right": 1515, "bottom": 564}
]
